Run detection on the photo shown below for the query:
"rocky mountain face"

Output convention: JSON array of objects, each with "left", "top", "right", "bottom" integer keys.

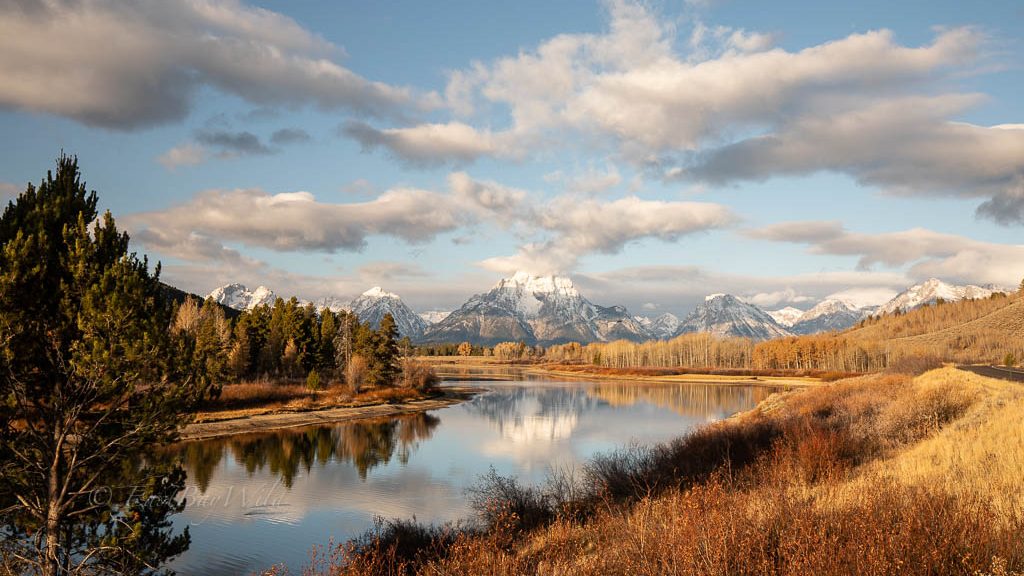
[
  {"left": 348, "top": 287, "right": 429, "bottom": 338},
  {"left": 676, "top": 294, "right": 793, "bottom": 341},
  {"left": 208, "top": 283, "right": 277, "bottom": 311},
  {"left": 636, "top": 313, "right": 682, "bottom": 340},
  {"left": 419, "top": 272, "right": 649, "bottom": 345},
  {"left": 418, "top": 310, "right": 451, "bottom": 325},
  {"left": 875, "top": 278, "right": 1004, "bottom": 316}
]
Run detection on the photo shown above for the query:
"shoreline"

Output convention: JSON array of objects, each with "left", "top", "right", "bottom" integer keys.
[
  {"left": 179, "top": 387, "right": 480, "bottom": 442},
  {"left": 523, "top": 367, "right": 819, "bottom": 388}
]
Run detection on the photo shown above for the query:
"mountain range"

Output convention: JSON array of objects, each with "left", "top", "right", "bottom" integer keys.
[
  {"left": 418, "top": 272, "right": 649, "bottom": 346},
  {"left": 207, "top": 276, "right": 1008, "bottom": 345}
]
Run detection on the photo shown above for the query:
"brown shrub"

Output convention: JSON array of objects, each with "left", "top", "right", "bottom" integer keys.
[
  {"left": 400, "top": 360, "right": 439, "bottom": 391},
  {"left": 346, "top": 355, "right": 368, "bottom": 394},
  {"left": 202, "top": 381, "right": 308, "bottom": 411},
  {"left": 355, "top": 387, "right": 421, "bottom": 404}
]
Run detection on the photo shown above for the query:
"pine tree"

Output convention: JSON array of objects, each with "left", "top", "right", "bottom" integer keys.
[
  {"left": 0, "top": 155, "right": 213, "bottom": 575},
  {"left": 367, "top": 313, "right": 400, "bottom": 387}
]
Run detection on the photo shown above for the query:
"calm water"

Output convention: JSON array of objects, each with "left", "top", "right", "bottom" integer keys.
[{"left": 167, "top": 376, "right": 778, "bottom": 575}]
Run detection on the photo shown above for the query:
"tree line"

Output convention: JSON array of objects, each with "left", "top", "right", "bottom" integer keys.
[{"left": 172, "top": 295, "right": 416, "bottom": 392}]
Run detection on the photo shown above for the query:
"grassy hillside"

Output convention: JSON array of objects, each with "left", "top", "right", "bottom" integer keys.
[{"left": 268, "top": 365, "right": 1023, "bottom": 575}]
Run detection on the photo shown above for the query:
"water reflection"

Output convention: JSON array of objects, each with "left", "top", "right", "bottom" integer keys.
[
  {"left": 587, "top": 382, "right": 776, "bottom": 420},
  {"left": 167, "top": 379, "right": 779, "bottom": 575},
  {"left": 177, "top": 413, "right": 441, "bottom": 490}
]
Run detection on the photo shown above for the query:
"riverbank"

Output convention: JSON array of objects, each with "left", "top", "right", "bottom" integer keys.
[
  {"left": 181, "top": 386, "right": 479, "bottom": 441},
  {"left": 326, "top": 365, "right": 1024, "bottom": 575}
]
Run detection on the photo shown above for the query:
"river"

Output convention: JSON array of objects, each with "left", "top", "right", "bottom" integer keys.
[{"left": 167, "top": 373, "right": 780, "bottom": 575}]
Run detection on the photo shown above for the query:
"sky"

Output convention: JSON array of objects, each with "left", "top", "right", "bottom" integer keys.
[{"left": 1, "top": 0, "right": 1023, "bottom": 317}]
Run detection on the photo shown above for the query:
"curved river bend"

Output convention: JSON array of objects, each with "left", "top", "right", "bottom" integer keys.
[{"left": 168, "top": 375, "right": 780, "bottom": 575}]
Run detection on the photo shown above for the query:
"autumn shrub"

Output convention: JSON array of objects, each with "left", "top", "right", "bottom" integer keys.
[
  {"left": 203, "top": 381, "right": 309, "bottom": 410},
  {"left": 346, "top": 355, "right": 368, "bottom": 394},
  {"left": 355, "top": 387, "right": 421, "bottom": 404},
  {"left": 884, "top": 354, "right": 944, "bottom": 375},
  {"left": 400, "top": 359, "right": 439, "bottom": 391}
]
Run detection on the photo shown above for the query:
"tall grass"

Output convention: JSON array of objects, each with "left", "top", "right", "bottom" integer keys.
[{"left": 271, "top": 365, "right": 1024, "bottom": 576}]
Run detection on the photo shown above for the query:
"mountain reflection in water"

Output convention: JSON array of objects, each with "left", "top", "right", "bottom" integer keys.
[{"left": 167, "top": 378, "right": 781, "bottom": 575}]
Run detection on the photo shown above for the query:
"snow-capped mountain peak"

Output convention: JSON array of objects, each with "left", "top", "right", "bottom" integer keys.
[
  {"left": 678, "top": 294, "right": 793, "bottom": 341},
  {"left": 349, "top": 287, "right": 427, "bottom": 337},
  {"left": 420, "top": 272, "right": 649, "bottom": 345},
  {"left": 767, "top": 306, "right": 804, "bottom": 328},
  {"left": 875, "top": 278, "right": 1003, "bottom": 316},
  {"left": 361, "top": 286, "right": 399, "bottom": 299},
  {"left": 208, "top": 283, "right": 278, "bottom": 311}
]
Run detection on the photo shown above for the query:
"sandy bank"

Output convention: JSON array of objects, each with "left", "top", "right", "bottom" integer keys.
[{"left": 180, "top": 388, "right": 480, "bottom": 441}]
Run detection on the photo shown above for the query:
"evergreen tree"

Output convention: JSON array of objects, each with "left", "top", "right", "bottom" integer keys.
[
  {"left": 366, "top": 313, "right": 401, "bottom": 387},
  {"left": 319, "top": 309, "right": 338, "bottom": 376},
  {"left": 0, "top": 156, "right": 213, "bottom": 575}
]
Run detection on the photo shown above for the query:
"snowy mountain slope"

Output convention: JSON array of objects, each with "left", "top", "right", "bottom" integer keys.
[
  {"left": 420, "top": 272, "right": 650, "bottom": 345},
  {"left": 311, "top": 296, "right": 350, "bottom": 313},
  {"left": 767, "top": 306, "right": 804, "bottom": 328},
  {"left": 790, "top": 299, "right": 864, "bottom": 335},
  {"left": 875, "top": 278, "right": 1004, "bottom": 316},
  {"left": 348, "top": 287, "right": 429, "bottom": 337},
  {"left": 636, "top": 313, "right": 682, "bottom": 339},
  {"left": 207, "top": 283, "right": 277, "bottom": 311},
  {"left": 676, "top": 294, "right": 793, "bottom": 341},
  {"left": 418, "top": 310, "right": 451, "bottom": 325}
]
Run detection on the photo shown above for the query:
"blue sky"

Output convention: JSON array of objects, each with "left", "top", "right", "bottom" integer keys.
[{"left": 1, "top": 0, "right": 1022, "bottom": 316}]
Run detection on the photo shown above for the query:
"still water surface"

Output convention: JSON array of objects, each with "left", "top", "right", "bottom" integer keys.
[{"left": 168, "top": 375, "right": 778, "bottom": 575}]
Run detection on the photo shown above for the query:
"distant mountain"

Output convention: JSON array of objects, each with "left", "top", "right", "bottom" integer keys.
[
  {"left": 636, "top": 313, "right": 681, "bottom": 340},
  {"left": 767, "top": 306, "right": 804, "bottom": 328},
  {"left": 875, "top": 278, "right": 1005, "bottom": 316},
  {"left": 791, "top": 299, "right": 864, "bottom": 335},
  {"left": 418, "top": 310, "right": 451, "bottom": 325},
  {"left": 419, "top": 271, "right": 649, "bottom": 345},
  {"left": 208, "top": 283, "right": 277, "bottom": 311},
  {"left": 349, "top": 287, "right": 429, "bottom": 338},
  {"left": 676, "top": 294, "right": 793, "bottom": 341},
  {"left": 311, "top": 296, "right": 349, "bottom": 313}
]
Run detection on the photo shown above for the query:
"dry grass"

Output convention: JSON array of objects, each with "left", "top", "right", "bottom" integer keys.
[
  {"left": 354, "top": 387, "right": 425, "bottom": 404},
  {"left": 277, "top": 365, "right": 1024, "bottom": 576}
]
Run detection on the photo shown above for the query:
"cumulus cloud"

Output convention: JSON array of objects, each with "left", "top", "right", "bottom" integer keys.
[
  {"left": 749, "top": 221, "right": 1024, "bottom": 288},
  {"left": 480, "top": 196, "right": 735, "bottom": 274},
  {"left": 349, "top": 2, "right": 981, "bottom": 162},
  {"left": 689, "top": 97, "right": 1024, "bottom": 209},
  {"left": 126, "top": 172, "right": 531, "bottom": 260},
  {"left": 0, "top": 0, "right": 425, "bottom": 129},
  {"left": 342, "top": 121, "right": 515, "bottom": 166},
  {"left": 744, "top": 220, "right": 844, "bottom": 243},
  {"left": 544, "top": 164, "right": 623, "bottom": 195},
  {"left": 157, "top": 143, "right": 208, "bottom": 169}
]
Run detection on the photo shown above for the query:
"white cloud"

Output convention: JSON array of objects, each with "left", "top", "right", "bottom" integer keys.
[
  {"left": 544, "top": 164, "right": 623, "bottom": 195},
  {"left": 480, "top": 196, "right": 735, "bottom": 274},
  {"left": 747, "top": 221, "right": 1024, "bottom": 288},
  {"left": 126, "top": 172, "right": 531, "bottom": 262},
  {"left": 0, "top": 0, "right": 425, "bottom": 129},
  {"left": 158, "top": 144, "right": 208, "bottom": 169},
  {"left": 343, "top": 121, "right": 517, "bottom": 166}
]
